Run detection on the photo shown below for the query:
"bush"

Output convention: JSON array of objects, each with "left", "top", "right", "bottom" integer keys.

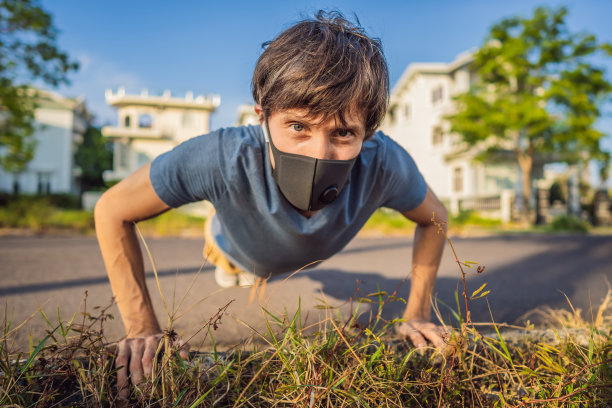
[
  {"left": 549, "top": 214, "right": 590, "bottom": 233},
  {"left": 0, "top": 197, "right": 54, "bottom": 229},
  {"left": 450, "top": 210, "right": 502, "bottom": 227},
  {"left": 362, "top": 208, "right": 414, "bottom": 235},
  {"left": 46, "top": 193, "right": 81, "bottom": 209}
]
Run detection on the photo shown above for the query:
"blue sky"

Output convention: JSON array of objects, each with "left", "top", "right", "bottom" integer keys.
[{"left": 42, "top": 0, "right": 612, "bottom": 139}]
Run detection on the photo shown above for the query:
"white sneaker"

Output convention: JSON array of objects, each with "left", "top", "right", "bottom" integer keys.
[
  {"left": 214, "top": 266, "right": 256, "bottom": 288},
  {"left": 237, "top": 270, "right": 256, "bottom": 287}
]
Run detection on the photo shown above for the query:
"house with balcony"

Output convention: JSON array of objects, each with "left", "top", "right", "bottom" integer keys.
[
  {"left": 381, "top": 51, "right": 539, "bottom": 220},
  {"left": 0, "top": 88, "right": 89, "bottom": 195},
  {"left": 102, "top": 87, "right": 220, "bottom": 182},
  {"left": 235, "top": 104, "right": 259, "bottom": 126}
]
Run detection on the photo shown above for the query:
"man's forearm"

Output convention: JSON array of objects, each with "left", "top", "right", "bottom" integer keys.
[
  {"left": 95, "top": 206, "right": 161, "bottom": 338},
  {"left": 403, "top": 221, "right": 446, "bottom": 321}
]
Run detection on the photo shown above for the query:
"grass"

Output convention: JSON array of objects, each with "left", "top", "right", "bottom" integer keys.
[
  {"left": 1, "top": 219, "right": 611, "bottom": 407},
  {"left": 0, "top": 196, "right": 608, "bottom": 238},
  {"left": 0, "top": 197, "right": 206, "bottom": 237}
]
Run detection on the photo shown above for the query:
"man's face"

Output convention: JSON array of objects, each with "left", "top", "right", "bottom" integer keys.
[{"left": 255, "top": 105, "right": 366, "bottom": 168}]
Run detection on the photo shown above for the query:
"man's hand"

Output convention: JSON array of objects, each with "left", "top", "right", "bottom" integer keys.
[
  {"left": 396, "top": 318, "right": 449, "bottom": 350},
  {"left": 114, "top": 333, "right": 190, "bottom": 400}
]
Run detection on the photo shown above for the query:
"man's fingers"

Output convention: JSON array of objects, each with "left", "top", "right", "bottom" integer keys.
[
  {"left": 397, "top": 322, "right": 428, "bottom": 348},
  {"left": 420, "top": 325, "right": 447, "bottom": 350},
  {"left": 128, "top": 338, "right": 145, "bottom": 386},
  {"left": 408, "top": 329, "right": 428, "bottom": 349},
  {"left": 397, "top": 321, "right": 453, "bottom": 350},
  {"left": 142, "top": 336, "right": 160, "bottom": 379},
  {"left": 173, "top": 339, "right": 191, "bottom": 360},
  {"left": 115, "top": 340, "right": 131, "bottom": 400}
]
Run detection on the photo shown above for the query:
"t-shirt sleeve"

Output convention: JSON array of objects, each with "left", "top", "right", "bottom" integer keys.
[
  {"left": 378, "top": 134, "right": 427, "bottom": 213},
  {"left": 149, "top": 131, "right": 228, "bottom": 208}
]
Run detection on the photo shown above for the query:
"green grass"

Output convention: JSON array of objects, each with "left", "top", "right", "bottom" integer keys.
[
  {"left": 361, "top": 209, "right": 415, "bottom": 236},
  {"left": 1, "top": 198, "right": 607, "bottom": 238},
  {"left": 1, "top": 222, "right": 611, "bottom": 407},
  {"left": 0, "top": 196, "right": 206, "bottom": 237}
]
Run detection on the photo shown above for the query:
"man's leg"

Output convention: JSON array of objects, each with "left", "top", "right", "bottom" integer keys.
[{"left": 203, "top": 211, "right": 255, "bottom": 288}]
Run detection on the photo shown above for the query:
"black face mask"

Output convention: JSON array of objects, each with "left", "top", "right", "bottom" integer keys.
[{"left": 263, "top": 121, "right": 358, "bottom": 212}]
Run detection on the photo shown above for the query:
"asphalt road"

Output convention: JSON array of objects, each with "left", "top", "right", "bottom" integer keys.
[{"left": 1, "top": 233, "right": 611, "bottom": 351}]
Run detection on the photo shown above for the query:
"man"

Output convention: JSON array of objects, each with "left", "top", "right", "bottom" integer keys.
[{"left": 95, "top": 11, "right": 448, "bottom": 399}]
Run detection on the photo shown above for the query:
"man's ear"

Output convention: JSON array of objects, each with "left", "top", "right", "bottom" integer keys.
[{"left": 254, "top": 104, "right": 264, "bottom": 124}]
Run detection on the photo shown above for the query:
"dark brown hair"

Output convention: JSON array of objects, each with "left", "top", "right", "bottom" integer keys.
[{"left": 251, "top": 10, "right": 389, "bottom": 138}]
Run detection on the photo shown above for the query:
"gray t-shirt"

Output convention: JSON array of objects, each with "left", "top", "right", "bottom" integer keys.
[{"left": 150, "top": 125, "right": 426, "bottom": 276}]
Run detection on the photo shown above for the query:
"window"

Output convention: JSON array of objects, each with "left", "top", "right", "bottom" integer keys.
[
  {"left": 37, "top": 172, "right": 51, "bottom": 194},
  {"left": 138, "top": 114, "right": 153, "bottom": 128},
  {"left": 432, "top": 126, "right": 443, "bottom": 146},
  {"left": 182, "top": 112, "right": 194, "bottom": 127},
  {"left": 124, "top": 115, "right": 131, "bottom": 128},
  {"left": 453, "top": 167, "right": 463, "bottom": 193},
  {"left": 431, "top": 85, "right": 444, "bottom": 105}
]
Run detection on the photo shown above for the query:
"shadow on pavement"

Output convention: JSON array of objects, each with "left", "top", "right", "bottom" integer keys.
[
  {"left": 304, "top": 235, "right": 612, "bottom": 325},
  {"left": 0, "top": 265, "right": 213, "bottom": 297}
]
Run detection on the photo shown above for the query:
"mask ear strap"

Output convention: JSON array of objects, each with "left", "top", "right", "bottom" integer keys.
[{"left": 261, "top": 119, "right": 270, "bottom": 143}]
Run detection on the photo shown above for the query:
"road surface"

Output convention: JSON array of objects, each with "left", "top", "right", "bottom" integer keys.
[{"left": 1, "top": 233, "right": 610, "bottom": 351}]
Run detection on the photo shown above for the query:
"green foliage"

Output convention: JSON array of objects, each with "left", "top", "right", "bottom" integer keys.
[
  {"left": 1, "top": 222, "right": 611, "bottom": 406},
  {"left": 0, "top": 85, "right": 36, "bottom": 174},
  {"left": 450, "top": 210, "right": 502, "bottom": 227},
  {"left": 362, "top": 208, "right": 414, "bottom": 235},
  {"left": 0, "top": 0, "right": 79, "bottom": 173},
  {"left": 0, "top": 196, "right": 92, "bottom": 231},
  {"left": 137, "top": 211, "right": 206, "bottom": 237},
  {"left": 1, "top": 286, "right": 610, "bottom": 406},
  {"left": 549, "top": 214, "right": 590, "bottom": 233},
  {"left": 0, "top": 195, "right": 206, "bottom": 236},
  {"left": 74, "top": 126, "right": 112, "bottom": 192},
  {"left": 447, "top": 6, "right": 612, "bottom": 220}
]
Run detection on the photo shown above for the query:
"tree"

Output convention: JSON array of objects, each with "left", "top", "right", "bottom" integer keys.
[
  {"left": 446, "top": 6, "right": 612, "bottom": 222},
  {"left": 0, "top": 0, "right": 78, "bottom": 186},
  {"left": 74, "top": 125, "right": 112, "bottom": 193}
]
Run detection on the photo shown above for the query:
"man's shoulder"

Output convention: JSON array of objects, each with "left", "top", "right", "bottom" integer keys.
[
  {"left": 190, "top": 125, "right": 264, "bottom": 150},
  {"left": 360, "top": 130, "right": 405, "bottom": 163},
  {"left": 362, "top": 130, "right": 397, "bottom": 150}
]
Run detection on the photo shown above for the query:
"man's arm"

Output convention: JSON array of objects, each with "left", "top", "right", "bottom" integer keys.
[
  {"left": 94, "top": 162, "right": 169, "bottom": 337},
  {"left": 95, "top": 162, "right": 188, "bottom": 399},
  {"left": 397, "top": 186, "right": 448, "bottom": 349}
]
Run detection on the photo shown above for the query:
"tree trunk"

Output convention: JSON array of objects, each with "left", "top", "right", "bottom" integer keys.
[
  {"left": 517, "top": 150, "right": 533, "bottom": 224},
  {"left": 12, "top": 174, "right": 20, "bottom": 197}
]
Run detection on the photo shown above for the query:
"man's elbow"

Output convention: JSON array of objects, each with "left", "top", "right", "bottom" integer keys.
[
  {"left": 435, "top": 203, "right": 448, "bottom": 224},
  {"left": 94, "top": 191, "right": 118, "bottom": 229}
]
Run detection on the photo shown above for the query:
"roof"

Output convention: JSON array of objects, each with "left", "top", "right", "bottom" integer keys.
[
  {"left": 105, "top": 88, "right": 220, "bottom": 111},
  {"left": 390, "top": 49, "right": 476, "bottom": 97},
  {"left": 28, "top": 88, "right": 84, "bottom": 111}
]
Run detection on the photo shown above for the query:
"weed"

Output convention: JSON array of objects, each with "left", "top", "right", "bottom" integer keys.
[
  {"left": 549, "top": 215, "right": 590, "bottom": 233},
  {"left": 1, "top": 220, "right": 610, "bottom": 406}
]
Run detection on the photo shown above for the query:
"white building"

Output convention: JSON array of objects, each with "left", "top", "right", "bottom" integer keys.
[
  {"left": 235, "top": 104, "right": 259, "bottom": 126},
  {"left": 0, "top": 89, "right": 89, "bottom": 195},
  {"left": 102, "top": 87, "right": 220, "bottom": 181},
  {"left": 381, "top": 51, "right": 520, "bottom": 215}
]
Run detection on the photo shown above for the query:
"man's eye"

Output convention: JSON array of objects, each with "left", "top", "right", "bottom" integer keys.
[
  {"left": 291, "top": 124, "right": 304, "bottom": 132},
  {"left": 337, "top": 129, "right": 351, "bottom": 137}
]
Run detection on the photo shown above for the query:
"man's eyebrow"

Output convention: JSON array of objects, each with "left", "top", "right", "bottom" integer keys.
[{"left": 280, "top": 114, "right": 364, "bottom": 133}]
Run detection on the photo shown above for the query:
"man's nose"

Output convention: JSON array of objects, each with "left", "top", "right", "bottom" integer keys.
[{"left": 310, "top": 137, "right": 335, "bottom": 160}]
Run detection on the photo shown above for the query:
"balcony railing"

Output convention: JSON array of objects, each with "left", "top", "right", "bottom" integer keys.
[{"left": 101, "top": 126, "right": 165, "bottom": 140}]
